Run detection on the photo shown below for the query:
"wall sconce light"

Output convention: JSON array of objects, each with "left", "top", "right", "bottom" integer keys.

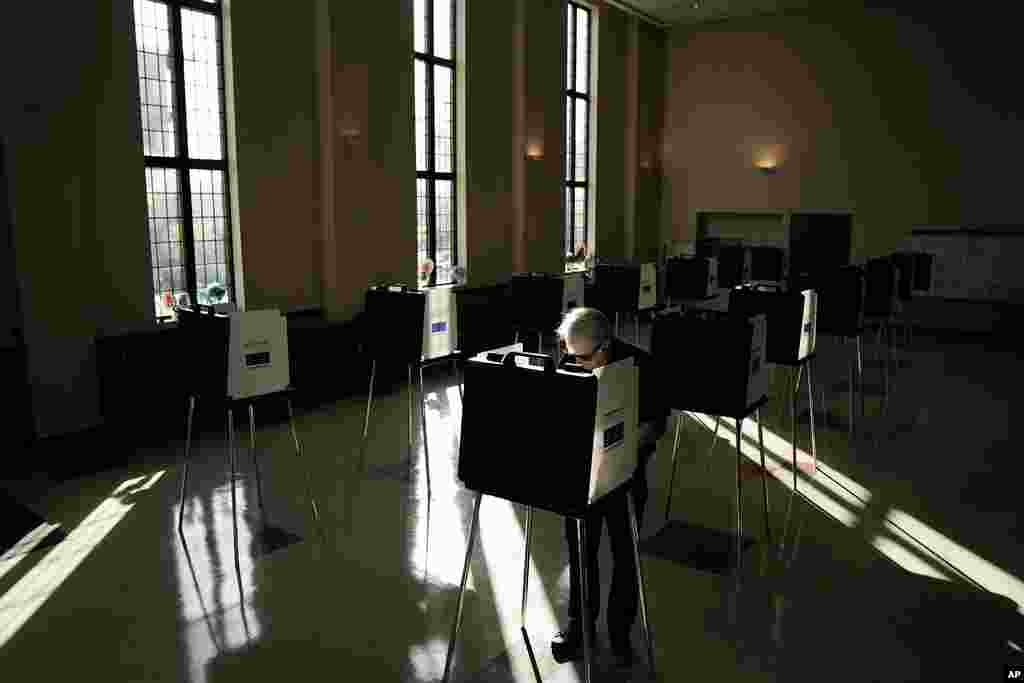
[
  {"left": 526, "top": 141, "right": 544, "bottom": 160},
  {"left": 756, "top": 160, "right": 778, "bottom": 174}
]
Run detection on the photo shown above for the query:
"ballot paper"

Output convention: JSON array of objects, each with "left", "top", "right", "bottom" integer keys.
[
  {"left": 227, "top": 310, "right": 290, "bottom": 400},
  {"left": 423, "top": 286, "right": 458, "bottom": 360},
  {"left": 588, "top": 357, "right": 639, "bottom": 502}
]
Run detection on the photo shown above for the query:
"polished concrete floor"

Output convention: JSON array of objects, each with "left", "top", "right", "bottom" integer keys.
[{"left": 2, "top": 324, "right": 1023, "bottom": 682}]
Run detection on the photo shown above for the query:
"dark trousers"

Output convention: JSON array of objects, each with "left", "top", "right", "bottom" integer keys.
[{"left": 565, "top": 452, "right": 649, "bottom": 650}]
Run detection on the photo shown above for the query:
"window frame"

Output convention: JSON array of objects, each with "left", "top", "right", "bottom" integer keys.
[
  {"left": 136, "top": 0, "right": 235, "bottom": 320},
  {"left": 415, "top": 0, "right": 458, "bottom": 287},
  {"left": 564, "top": 1, "right": 593, "bottom": 264}
]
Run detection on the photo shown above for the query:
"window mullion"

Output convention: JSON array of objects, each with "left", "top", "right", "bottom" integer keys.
[{"left": 169, "top": 3, "right": 197, "bottom": 302}]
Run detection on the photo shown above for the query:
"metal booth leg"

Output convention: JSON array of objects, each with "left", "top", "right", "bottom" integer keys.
[
  {"left": 521, "top": 505, "right": 533, "bottom": 627},
  {"left": 419, "top": 364, "right": 433, "bottom": 499},
  {"left": 627, "top": 490, "right": 657, "bottom": 677},
  {"left": 363, "top": 359, "right": 376, "bottom": 440},
  {"left": 734, "top": 417, "right": 744, "bottom": 574},
  {"left": 856, "top": 333, "right": 865, "bottom": 441},
  {"left": 706, "top": 415, "right": 722, "bottom": 475},
  {"left": 286, "top": 397, "right": 320, "bottom": 524},
  {"left": 806, "top": 358, "right": 818, "bottom": 471},
  {"left": 756, "top": 408, "right": 770, "bottom": 543},
  {"left": 442, "top": 491, "right": 484, "bottom": 683},
  {"left": 635, "top": 313, "right": 640, "bottom": 346},
  {"left": 791, "top": 365, "right": 802, "bottom": 496},
  {"left": 407, "top": 364, "right": 415, "bottom": 469},
  {"left": 178, "top": 395, "right": 196, "bottom": 537},
  {"left": 579, "top": 518, "right": 594, "bottom": 683},
  {"left": 249, "top": 403, "right": 266, "bottom": 516},
  {"left": 664, "top": 412, "right": 684, "bottom": 524}
]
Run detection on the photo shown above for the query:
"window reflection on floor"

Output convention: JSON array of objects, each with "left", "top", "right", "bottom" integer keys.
[{"left": 174, "top": 475, "right": 262, "bottom": 683}]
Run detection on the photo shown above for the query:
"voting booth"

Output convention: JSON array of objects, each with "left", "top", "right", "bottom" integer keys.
[
  {"left": 698, "top": 239, "right": 748, "bottom": 288},
  {"left": 651, "top": 309, "right": 768, "bottom": 418},
  {"left": 649, "top": 309, "right": 772, "bottom": 572},
  {"left": 507, "top": 273, "right": 583, "bottom": 342},
  {"left": 729, "top": 284, "right": 818, "bottom": 364},
  {"left": 445, "top": 344, "right": 655, "bottom": 683},
  {"left": 748, "top": 245, "right": 786, "bottom": 283},
  {"left": 173, "top": 305, "right": 318, "bottom": 553},
  {"left": 361, "top": 285, "right": 436, "bottom": 494},
  {"left": 423, "top": 286, "right": 458, "bottom": 361},
  {"left": 592, "top": 264, "right": 641, "bottom": 315},
  {"left": 364, "top": 285, "right": 427, "bottom": 362},
  {"left": 227, "top": 310, "right": 291, "bottom": 399},
  {"left": 666, "top": 256, "right": 718, "bottom": 301},
  {"left": 863, "top": 257, "right": 897, "bottom": 318},
  {"left": 454, "top": 284, "right": 516, "bottom": 358},
  {"left": 639, "top": 262, "right": 658, "bottom": 311},
  {"left": 458, "top": 348, "right": 639, "bottom": 516}
]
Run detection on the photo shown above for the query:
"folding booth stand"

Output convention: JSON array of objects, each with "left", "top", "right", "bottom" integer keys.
[
  {"left": 647, "top": 309, "right": 771, "bottom": 574},
  {"left": 793, "top": 266, "right": 866, "bottom": 443},
  {"left": 175, "top": 305, "right": 319, "bottom": 572},
  {"left": 444, "top": 349, "right": 654, "bottom": 683},
  {"left": 362, "top": 285, "right": 456, "bottom": 497}
]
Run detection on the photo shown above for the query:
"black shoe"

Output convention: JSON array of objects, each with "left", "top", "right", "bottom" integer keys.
[{"left": 551, "top": 622, "right": 595, "bottom": 664}]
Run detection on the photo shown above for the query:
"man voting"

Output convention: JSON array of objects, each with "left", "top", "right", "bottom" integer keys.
[{"left": 551, "top": 308, "right": 669, "bottom": 670}]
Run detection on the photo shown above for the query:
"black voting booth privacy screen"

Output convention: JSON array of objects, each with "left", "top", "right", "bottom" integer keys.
[
  {"left": 651, "top": 310, "right": 766, "bottom": 418},
  {"left": 699, "top": 239, "right": 746, "bottom": 288},
  {"left": 794, "top": 266, "right": 864, "bottom": 337},
  {"left": 174, "top": 305, "right": 231, "bottom": 398},
  {"left": 749, "top": 246, "right": 785, "bottom": 282},
  {"left": 891, "top": 253, "right": 916, "bottom": 301},
  {"left": 364, "top": 287, "right": 426, "bottom": 363},
  {"left": 592, "top": 264, "right": 641, "bottom": 314},
  {"left": 454, "top": 285, "right": 515, "bottom": 357},
  {"left": 863, "top": 257, "right": 896, "bottom": 317},
  {"left": 507, "top": 274, "right": 565, "bottom": 336},
  {"left": 458, "top": 352, "right": 600, "bottom": 517},
  {"left": 729, "top": 285, "right": 816, "bottom": 364},
  {"left": 666, "top": 256, "right": 717, "bottom": 300}
]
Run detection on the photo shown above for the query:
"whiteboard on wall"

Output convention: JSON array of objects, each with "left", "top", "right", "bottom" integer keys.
[{"left": 909, "top": 229, "right": 1024, "bottom": 302}]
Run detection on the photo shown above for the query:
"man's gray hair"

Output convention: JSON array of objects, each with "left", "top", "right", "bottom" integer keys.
[{"left": 556, "top": 307, "right": 613, "bottom": 348}]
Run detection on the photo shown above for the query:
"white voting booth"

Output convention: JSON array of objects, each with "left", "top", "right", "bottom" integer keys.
[
  {"left": 638, "top": 263, "right": 657, "bottom": 311},
  {"left": 423, "top": 286, "right": 458, "bottom": 360},
  {"left": 227, "top": 309, "right": 291, "bottom": 400},
  {"left": 589, "top": 356, "right": 639, "bottom": 502}
]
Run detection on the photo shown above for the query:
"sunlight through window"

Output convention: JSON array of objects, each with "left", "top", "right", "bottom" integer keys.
[
  {"left": 0, "top": 522, "right": 62, "bottom": 583},
  {"left": 408, "top": 384, "right": 472, "bottom": 590},
  {"left": 478, "top": 497, "right": 581, "bottom": 683},
  {"left": 689, "top": 412, "right": 868, "bottom": 527},
  {"left": 174, "top": 478, "right": 264, "bottom": 683},
  {"left": 0, "top": 471, "right": 165, "bottom": 647},
  {"left": 885, "top": 508, "right": 1024, "bottom": 612}
]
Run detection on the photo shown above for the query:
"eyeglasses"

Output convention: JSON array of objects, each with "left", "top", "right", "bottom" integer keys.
[{"left": 562, "top": 340, "right": 607, "bottom": 362}]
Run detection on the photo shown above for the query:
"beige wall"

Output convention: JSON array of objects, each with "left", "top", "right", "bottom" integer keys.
[
  {"left": 230, "top": 0, "right": 320, "bottom": 314},
  {"left": 661, "top": 5, "right": 1022, "bottom": 260},
  {"left": 0, "top": 0, "right": 669, "bottom": 436}
]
